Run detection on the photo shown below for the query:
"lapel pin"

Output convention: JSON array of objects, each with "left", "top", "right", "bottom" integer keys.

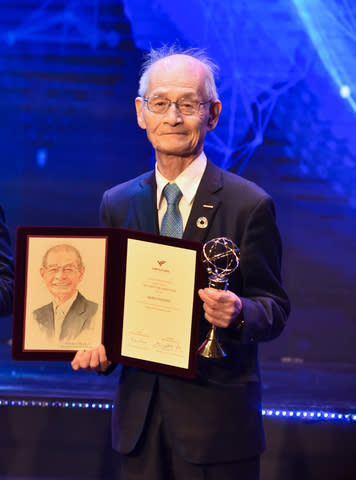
[
  {"left": 196, "top": 217, "right": 208, "bottom": 229},
  {"left": 203, "top": 204, "right": 214, "bottom": 209}
]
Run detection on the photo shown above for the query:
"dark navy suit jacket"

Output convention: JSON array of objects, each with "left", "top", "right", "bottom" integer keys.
[
  {"left": 0, "top": 206, "right": 14, "bottom": 317},
  {"left": 33, "top": 291, "right": 98, "bottom": 341},
  {"left": 100, "top": 160, "right": 290, "bottom": 463}
]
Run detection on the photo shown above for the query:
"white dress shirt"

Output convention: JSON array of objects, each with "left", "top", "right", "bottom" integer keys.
[
  {"left": 53, "top": 291, "right": 78, "bottom": 340},
  {"left": 155, "top": 152, "right": 207, "bottom": 232}
]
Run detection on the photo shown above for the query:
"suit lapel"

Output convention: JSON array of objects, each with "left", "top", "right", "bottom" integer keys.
[
  {"left": 60, "top": 293, "right": 85, "bottom": 338},
  {"left": 131, "top": 172, "right": 159, "bottom": 234},
  {"left": 37, "top": 303, "right": 55, "bottom": 333},
  {"left": 183, "top": 160, "right": 223, "bottom": 243}
]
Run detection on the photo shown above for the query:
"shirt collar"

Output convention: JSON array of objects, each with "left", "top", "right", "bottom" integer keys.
[
  {"left": 53, "top": 291, "right": 79, "bottom": 316},
  {"left": 155, "top": 152, "right": 207, "bottom": 208}
]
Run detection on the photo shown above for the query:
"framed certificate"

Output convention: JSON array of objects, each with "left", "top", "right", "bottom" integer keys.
[{"left": 12, "top": 226, "right": 204, "bottom": 378}]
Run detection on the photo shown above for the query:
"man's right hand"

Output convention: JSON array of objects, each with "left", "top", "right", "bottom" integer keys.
[{"left": 71, "top": 344, "right": 112, "bottom": 373}]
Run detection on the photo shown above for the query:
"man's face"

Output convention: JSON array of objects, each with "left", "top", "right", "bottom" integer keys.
[
  {"left": 135, "top": 55, "right": 221, "bottom": 160},
  {"left": 40, "top": 249, "right": 84, "bottom": 303}
]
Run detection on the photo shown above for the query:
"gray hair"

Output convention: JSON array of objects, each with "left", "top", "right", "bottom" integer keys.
[
  {"left": 138, "top": 45, "right": 220, "bottom": 100},
  {"left": 42, "top": 244, "right": 83, "bottom": 269}
]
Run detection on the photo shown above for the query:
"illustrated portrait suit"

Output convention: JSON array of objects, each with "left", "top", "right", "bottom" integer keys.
[
  {"left": 100, "top": 158, "right": 290, "bottom": 464},
  {"left": 33, "top": 291, "right": 98, "bottom": 341},
  {"left": 0, "top": 205, "right": 14, "bottom": 317}
]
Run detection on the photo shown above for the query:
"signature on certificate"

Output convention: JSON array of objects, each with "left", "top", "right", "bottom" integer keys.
[{"left": 152, "top": 337, "right": 183, "bottom": 355}]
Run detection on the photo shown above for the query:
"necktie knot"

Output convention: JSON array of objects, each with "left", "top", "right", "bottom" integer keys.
[{"left": 163, "top": 183, "right": 182, "bottom": 205}]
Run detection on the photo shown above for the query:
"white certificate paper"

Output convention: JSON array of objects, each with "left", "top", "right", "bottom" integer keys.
[{"left": 121, "top": 238, "right": 197, "bottom": 369}]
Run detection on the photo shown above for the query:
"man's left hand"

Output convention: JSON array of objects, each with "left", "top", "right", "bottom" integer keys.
[{"left": 198, "top": 288, "right": 242, "bottom": 328}]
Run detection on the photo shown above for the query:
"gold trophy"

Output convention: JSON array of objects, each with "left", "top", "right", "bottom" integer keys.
[{"left": 198, "top": 237, "right": 240, "bottom": 358}]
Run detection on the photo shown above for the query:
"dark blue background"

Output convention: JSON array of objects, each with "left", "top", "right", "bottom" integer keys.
[{"left": 1, "top": 0, "right": 355, "bottom": 364}]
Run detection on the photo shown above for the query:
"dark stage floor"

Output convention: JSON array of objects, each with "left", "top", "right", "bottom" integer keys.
[
  {"left": 1, "top": 340, "right": 356, "bottom": 480},
  {"left": 0, "top": 340, "right": 355, "bottom": 416}
]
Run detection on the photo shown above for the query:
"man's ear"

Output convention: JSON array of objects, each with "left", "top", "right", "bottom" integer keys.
[
  {"left": 78, "top": 265, "right": 85, "bottom": 282},
  {"left": 135, "top": 97, "right": 146, "bottom": 130},
  {"left": 207, "top": 100, "right": 222, "bottom": 131}
]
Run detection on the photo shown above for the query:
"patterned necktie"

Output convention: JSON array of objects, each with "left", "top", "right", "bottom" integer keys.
[{"left": 160, "top": 183, "right": 183, "bottom": 238}]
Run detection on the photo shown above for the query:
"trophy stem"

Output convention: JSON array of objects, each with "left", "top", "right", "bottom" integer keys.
[
  {"left": 198, "top": 275, "right": 228, "bottom": 358},
  {"left": 198, "top": 325, "right": 227, "bottom": 358},
  {"left": 198, "top": 237, "right": 240, "bottom": 359}
]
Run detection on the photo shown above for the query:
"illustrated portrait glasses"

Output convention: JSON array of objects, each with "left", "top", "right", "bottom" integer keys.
[
  {"left": 143, "top": 96, "right": 212, "bottom": 115},
  {"left": 44, "top": 264, "right": 81, "bottom": 276}
]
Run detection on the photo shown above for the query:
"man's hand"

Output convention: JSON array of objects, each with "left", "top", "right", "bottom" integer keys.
[
  {"left": 71, "top": 344, "right": 112, "bottom": 373},
  {"left": 198, "top": 288, "right": 242, "bottom": 328}
]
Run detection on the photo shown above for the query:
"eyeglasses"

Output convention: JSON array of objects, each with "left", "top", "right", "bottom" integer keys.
[
  {"left": 44, "top": 265, "right": 80, "bottom": 275},
  {"left": 143, "top": 96, "right": 211, "bottom": 115}
]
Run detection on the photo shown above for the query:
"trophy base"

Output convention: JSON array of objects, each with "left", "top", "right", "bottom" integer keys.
[{"left": 198, "top": 326, "right": 227, "bottom": 358}]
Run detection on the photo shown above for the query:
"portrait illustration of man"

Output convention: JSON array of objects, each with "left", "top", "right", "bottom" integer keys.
[{"left": 33, "top": 244, "right": 98, "bottom": 343}]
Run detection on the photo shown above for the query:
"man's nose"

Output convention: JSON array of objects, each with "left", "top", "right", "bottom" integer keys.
[
  {"left": 164, "top": 103, "right": 183, "bottom": 123},
  {"left": 54, "top": 267, "right": 66, "bottom": 278}
]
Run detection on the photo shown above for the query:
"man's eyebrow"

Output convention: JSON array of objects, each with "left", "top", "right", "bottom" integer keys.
[
  {"left": 150, "top": 91, "right": 198, "bottom": 99},
  {"left": 46, "top": 263, "right": 76, "bottom": 268}
]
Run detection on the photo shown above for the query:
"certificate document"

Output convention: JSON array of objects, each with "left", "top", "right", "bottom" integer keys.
[{"left": 121, "top": 238, "right": 197, "bottom": 369}]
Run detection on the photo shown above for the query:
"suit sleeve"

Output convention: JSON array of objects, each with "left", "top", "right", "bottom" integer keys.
[
  {"left": 98, "top": 191, "right": 118, "bottom": 373},
  {"left": 100, "top": 190, "right": 112, "bottom": 227},
  {"left": 0, "top": 207, "right": 14, "bottom": 317},
  {"left": 230, "top": 195, "right": 290, "bottom": 344}
]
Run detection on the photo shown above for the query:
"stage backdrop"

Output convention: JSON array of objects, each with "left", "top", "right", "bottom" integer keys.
[{"left": 0, "top": 0, "right": 355, "bottom": 364}]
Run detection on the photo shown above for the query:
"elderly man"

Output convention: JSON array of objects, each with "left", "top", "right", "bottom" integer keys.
[
  {"left": 72, "top": 46, "right": 290, "bottom": 480},
  {"left": 0, "top": 206, "right": 14, "bottom": 317},
  {"left": 33, "top": 244, "right": 98, "bottom": 342}
]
